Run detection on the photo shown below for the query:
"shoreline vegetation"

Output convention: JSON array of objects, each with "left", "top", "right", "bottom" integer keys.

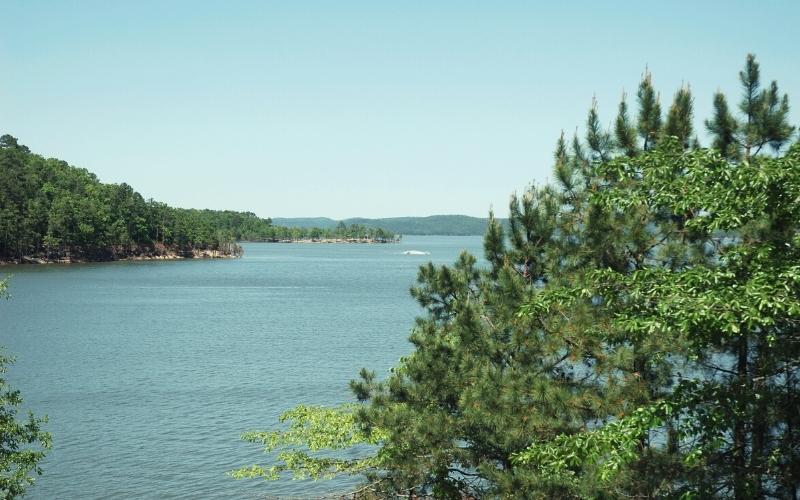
[
  {"left": 1, "top": 235, "right": 401, "bottom": 265},
  {"left": 254, "top": 237, "right": 401, "bottom": 244},
  {"left": 243, "top": 224, "right": 401, "bottom": 246},
  {"left": 0, "top": 134, "right": 398, "bottom": 265},
  {"left": 0, "top": 242, "right": 243, "bottom": 265}
]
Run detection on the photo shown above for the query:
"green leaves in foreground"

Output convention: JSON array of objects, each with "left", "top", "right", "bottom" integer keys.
[
  {"left": 0, "top": 351, "right": 51, "bottom": 499},
  {"left": 229, "top": 404, "right": 385, "bottom": 482},
  {"left": 509, "top": 142, "right": 800, "bottom": 496},
  {"left": 1, "top": 279, "right": 51, "bottom": 498},
  {"left": 512, "top": 401, "right": 675, "bottom": 482}
]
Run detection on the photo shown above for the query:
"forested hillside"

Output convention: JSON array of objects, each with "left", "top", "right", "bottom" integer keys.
[
  {"left": 0, "top": 136, "right": 400, "bottom": 263},
  {"left": 270, "top": 217, "right": 340, "bottom": 230},
  {"left": 0, "top": 135, "right": 272, "bottom": 262},
  {"left": 272, "top": 215, "right": 498, "bottom": 235}
]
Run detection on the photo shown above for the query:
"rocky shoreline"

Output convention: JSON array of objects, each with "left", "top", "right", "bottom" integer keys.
[{"left": 1, "top": 244, "right": 242, "bottom": 265}]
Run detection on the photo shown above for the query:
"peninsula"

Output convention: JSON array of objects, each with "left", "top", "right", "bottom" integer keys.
[{"left": 0, "top": 135, "right": 396, "bottom": 264}]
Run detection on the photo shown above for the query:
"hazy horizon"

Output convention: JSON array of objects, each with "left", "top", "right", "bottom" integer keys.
[{"left": 2, "top": 1, "right": 799, "bottom": 219}]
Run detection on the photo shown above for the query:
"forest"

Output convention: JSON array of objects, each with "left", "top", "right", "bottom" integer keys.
[
  {"left": 233, "top": 55, "right": 800, "bottom": 499},
  {"left": 0, "top": 139, "right": 396, "bottom": 263}
]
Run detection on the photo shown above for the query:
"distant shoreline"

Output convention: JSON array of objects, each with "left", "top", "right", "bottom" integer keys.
[
  {"left": 248, "top": 238, "right": 399, "bottom": 244},
  {"left": 0, "top": 239, "right": 405, "bottom": 265},
  {"left": 271, "top": 215, "right": 497, "bottom": 236}
]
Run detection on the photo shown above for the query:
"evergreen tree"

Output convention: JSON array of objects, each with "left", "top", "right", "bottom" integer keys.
[
  {"left": 234, "top": 54, "right": 799, "bottom": 499},
  {"left": 516, "top": 140, "right": 800, "bottom": 499},
  {"left": 614, "top": 92, "right": 638, "bottom": 157},
  {"left": 586, "top": 97, "right": 613, "bottom": 162},
  {"left": 664, "top": 85, "right": 694, "bottom": 148},
  {"left": 705, "top": 91, "right": 739, "bottom": 159},
  {"left": 705, "top": 53, "right": 794, "bottom": 161},
  {"left": 637, "top": 69, "right": 662, "bottom": 151}
]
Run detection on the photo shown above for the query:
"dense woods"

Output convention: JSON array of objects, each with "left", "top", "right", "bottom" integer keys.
[
  {"left": 0, "top": 136, "right": 258, "bottom": 261},
  {"left": 235, "top": 55, "right": 800, "bottom": 498},
  {"left": 0, "top": 138, "right": 397, "bottom": 263}
]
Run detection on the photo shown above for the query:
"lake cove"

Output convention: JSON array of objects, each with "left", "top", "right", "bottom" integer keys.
[{"left": 1, "top": 236, "right": 483, "bottom": 498}]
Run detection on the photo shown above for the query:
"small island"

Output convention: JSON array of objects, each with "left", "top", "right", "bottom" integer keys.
[{"left": 250, "top": 222, "right": 400, "bottom": 244}]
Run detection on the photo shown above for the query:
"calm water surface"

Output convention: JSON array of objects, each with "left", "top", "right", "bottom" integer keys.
[{"left": 0, "top": 236, "right": 483, "bottom": 499}]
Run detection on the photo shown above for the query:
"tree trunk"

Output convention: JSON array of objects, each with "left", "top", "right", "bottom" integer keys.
[
  {"left": 750, "top": 336, "right": 768, "bottom": 499},
  {"left": 733, "top": 334, "right": 750, "bottom": 500}
]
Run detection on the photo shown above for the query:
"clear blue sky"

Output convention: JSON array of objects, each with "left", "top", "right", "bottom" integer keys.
[{"left": 2, "top": 1, "right": 798, "bottom": 219}]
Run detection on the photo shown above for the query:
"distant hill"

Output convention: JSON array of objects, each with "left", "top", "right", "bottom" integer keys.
[
  {"left": 270, "top": 217, "right": 340, "bottom": 230},
  {"left": 272, "top": 215, "right": 503, "bottom": 236}
]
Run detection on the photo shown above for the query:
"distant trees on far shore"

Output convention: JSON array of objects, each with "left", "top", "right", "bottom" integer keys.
[{"left": 257, "top": 221, "right": 399, "bottom": 243}]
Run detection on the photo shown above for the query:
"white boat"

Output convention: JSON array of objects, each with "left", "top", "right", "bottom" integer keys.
[{"left": 402, "top": 250, "right": 430, "bottom": 255}]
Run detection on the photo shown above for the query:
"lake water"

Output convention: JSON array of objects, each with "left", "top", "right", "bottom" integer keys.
[{"left": 0, "top": 236, "right": 484, "bottom": 499}]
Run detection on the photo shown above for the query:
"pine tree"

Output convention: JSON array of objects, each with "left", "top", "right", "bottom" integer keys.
[
  {"left": 706, "top": 53, "right": 794, "bottom": 161},
  {"left": 586, "top": 97, "right": 613, "bottom": 162},
  {"left": 235, "top": 55, "right": 799, "bottom": 499},
  {"left": 705, "top": 91, "right": 739, "bottom": 159},
  {"left": 664, "top": 85, "right": 694, "bottom": 148},
  {"left": 637, "top": 69, "right": 662, "bottom": 151},
  {"left": 514, "top": 56, "right": 798, "bottom": 499},
  {"left": 615, "top": 92, "right": 638, "bottom": 157}
]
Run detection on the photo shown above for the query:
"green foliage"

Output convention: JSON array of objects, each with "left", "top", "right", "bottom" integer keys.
[
  {"left": 229, "top": 404, "right": 385, "bottom": 481},
  {"left": 513, "top": 140, "right": 800, "bottom": 497},
  {"left": 664, "top": 86, "right": 694, "bottom": 148},
  {"left": 705, "top": 92, "right": 739, "bottom": 159},
  {"left": 637, "top": 69, "right": 662, "bottom": 151},
  {"left": 0, "top": 281, "right": 51, "bottom": 498},
  {"left": 614, "top": 92, "right": 638, "bottom": 157},
  {"left": 0, "top": 351, "right": 51, "bottom": 499},
  {"left": 237, "top": 55, "right": 799, "bottom": 499},
  {"left": 586, "top": 97, "right": 613, "bottom": 162},
  {"left": 262, "top": 223, "right": 398, "bottom": 243},
  {"left": 512, "top": 400, "right": 677, "bottom": 483},
  {"left": 704, "top": 53, "right": 795, "bottom": 161}
]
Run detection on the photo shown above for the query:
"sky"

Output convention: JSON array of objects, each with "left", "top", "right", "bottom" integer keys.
[{"left": 1, "top": 1, "right": 799, "bottom": 219}]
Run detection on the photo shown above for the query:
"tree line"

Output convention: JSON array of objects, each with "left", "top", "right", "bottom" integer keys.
[
  {"left": 0, "top": 139, "right": 397, "bottom": 262},
  {"left": 234, "top": 54, "right": 799, "bottom": 498},
  {"left": 255, "top": 222, "right": 399, "bottom": 243}
]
